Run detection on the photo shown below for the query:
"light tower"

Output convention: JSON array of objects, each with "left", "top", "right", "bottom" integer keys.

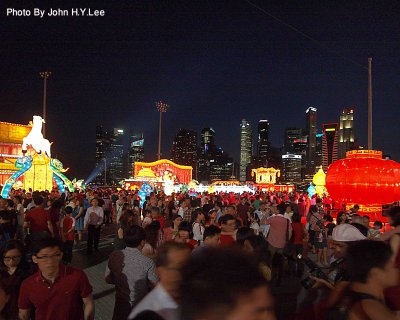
[
  {"left": 39, "top": 71, "right": 51, "bottom": 138},
  {"left": 156, "top": 100, "right": 169, "bottom": 160}
]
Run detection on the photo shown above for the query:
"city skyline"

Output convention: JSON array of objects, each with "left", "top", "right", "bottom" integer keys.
[{"left": 2, "top": 1, "right": 399, "bottom": 179}]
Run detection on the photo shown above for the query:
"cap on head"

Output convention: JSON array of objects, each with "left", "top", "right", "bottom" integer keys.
[{"left": 332, "top": 223, "right": 367, "bottom": 242}]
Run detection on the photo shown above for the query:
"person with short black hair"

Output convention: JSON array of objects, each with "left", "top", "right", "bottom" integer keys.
[
  {"left": 327, "top": 240, "right": 398, "bottom": 319},
  {"left": 192, "top": 225, "right": 221, "bottom": 255},
  {"left": 84, "top": 198, "right": 104, "bottom": 255},
  {"left": 105, "top": 225, "right": 159, "bottom": 320},
  {"left": 18, "top": 237, "right": 94, "bottom": 320},
  {"left": 219, "top": 214, "right": 237, "bottom": 246},
  {"left": 23, "top": 196, "right": 54, "bottom": 242},
  {"left": 0, "top": 240, "right": 31, "bottom": 319},
  {"left": 180, "top": 247, "right": 276, "bottom": 320},
  {"left": 128, "top": 242, "right": 190, "bottom": 320},
  {"left": 60, "top": 206, "right": 75, "bottom": 264}
]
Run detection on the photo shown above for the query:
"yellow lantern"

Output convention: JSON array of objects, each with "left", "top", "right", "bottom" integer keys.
[{"left": 312, "top": 166, "right": 327, "bottom": 196}]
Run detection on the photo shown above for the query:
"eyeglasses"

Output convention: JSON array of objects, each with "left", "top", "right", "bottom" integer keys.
[
  {"left": 3, "top": 255, "right": 21, "bottom": 262},
  {"left": 35, "top": 253, "right": 62, "bottom": 261}
]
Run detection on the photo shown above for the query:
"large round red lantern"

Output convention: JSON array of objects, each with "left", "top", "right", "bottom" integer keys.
[{"left": 326, "top": 150, "right": 400, "bottom": 215}]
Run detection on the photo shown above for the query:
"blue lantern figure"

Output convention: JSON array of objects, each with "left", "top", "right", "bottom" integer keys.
[
  {"left": 307, "top": 183, "right": 316, "bottom": 198},
  {"left": 138, "top": 182, "right": 154, "bottom": 208}
]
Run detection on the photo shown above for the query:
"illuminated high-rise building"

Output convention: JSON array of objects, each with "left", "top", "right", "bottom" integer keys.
[
  {"left": 129, "top": 132, "right": 144, "bottom": 178},
  {"left": 200, "top": 128, "right": 216, "bottom": 155},
  {"left": 284, "top": 128, "right": 303, "bottom": 153},
  {"left": 338, "top": 107, "right": 356, "bottom": 159},
  {"left": 322, "top": 123, "right": 339, "bottom": 172},
  {"left": 305, "top": 107, "right": 317, "bottom": 178},
  {"left": 257, "top": 120, "right": 269, "bottom": 165},
  {"left": 240, "top": 119, "right": 252, "bottom": 182},
  {"left": 282, "top": 154, "right": 302, "bottom": 182},
  {"left": 197, "top": 127, "right": 233, "bottom": 182},
  {"left": 171, "top": 129, "right": 198, "bottom": 177},
  {"left": 109, "top": 128, "right": 125, "bottom": 184},
  {"left": 94, "top": 125, "right": 112, "bottom": 185},
  {"left": 315, "top": 132, "right": 323, "bottom": 168}
]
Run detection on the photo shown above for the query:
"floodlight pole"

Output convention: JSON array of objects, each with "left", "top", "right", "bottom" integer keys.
[
  {"left": 39, "top": 71, "right": 51, "bottom": 138},
  {"left": 156, "top": 101, "right": 169, "bottom": 160},
  {"left": 368, "top": 58, "right": 373, "bottom": 149}
]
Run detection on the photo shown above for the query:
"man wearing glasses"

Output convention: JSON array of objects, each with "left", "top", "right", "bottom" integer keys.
[{"left": 18, "top": 238, "right": 95, "bottom": 320}]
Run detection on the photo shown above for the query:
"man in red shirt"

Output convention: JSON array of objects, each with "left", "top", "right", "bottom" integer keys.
[
  {"left": 236, "top": 197, "right": 250, "bottom": 227},
  {"left": 219, "top": 214, "right": 236, "bottom": 246},
  {"left": 24, "top": 196, "right": 54, "bottom": 241},
  {"left": 18, "top": 238, "right": 94, "bottom": 320}
]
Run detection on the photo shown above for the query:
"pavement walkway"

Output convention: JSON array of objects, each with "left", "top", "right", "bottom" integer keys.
[{"left": 71, "top": 224, "right": 321, "bottom": 320}]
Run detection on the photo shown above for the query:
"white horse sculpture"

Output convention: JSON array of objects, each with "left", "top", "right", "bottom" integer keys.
[{"left": 22, "top": 115, "right": 52, "bottom": 158}]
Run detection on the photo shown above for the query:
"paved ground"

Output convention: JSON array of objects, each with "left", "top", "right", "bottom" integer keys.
[
  {"left": 71, "top": 225, "right": 116, "bottom": 320},
  {"left": 72, "top": 225, "right": 309, "bottom": 320}
]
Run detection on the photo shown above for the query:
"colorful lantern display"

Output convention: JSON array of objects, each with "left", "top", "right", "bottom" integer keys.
[
  {"left": 307, "top": 183, "right": 316, "bottom": 198},
  {"left": 312, "top": 166, "right": 327, "bottom": 197},
  {"left": 326, "top": 150, "right": 400, "bottom": 214}
]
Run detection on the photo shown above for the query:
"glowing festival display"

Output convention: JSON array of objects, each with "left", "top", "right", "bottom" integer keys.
[
  {"left": 22, "top": 116, "right": 52, "bottom": 157},
  {"left": 138, "top": 182, "right": 154, "bottom": 208},
  {"left": 133, "top": 159, "right": 192, "bottom": 184},
  {"left": 312, "top": 166, "right": 327, "bottom": 197},
  {"left": 307, "top": 183, "right": 316, "bottom": 198},
  {"left": 162, "top": 171, "right": 174, "bottom": 196},
  {"left": 0, "top": 116, "right": 75, "bottom": 198},
  {"left": 251, "top": 167, "right": 294, "bottom": 192},
  {"left": 326, "top": 150, "right": 400, "bottom": 217},
  {"left": 251, "top": 167, "right": 280, "bottom": 184}
]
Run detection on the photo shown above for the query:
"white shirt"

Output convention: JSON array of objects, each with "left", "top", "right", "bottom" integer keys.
[
  {"left": 84, "top": 206, "right": 104, "bottom": 228},
  {"left": 128, "top": 284, "right": 179, "bottom": 320},
  {"left": 192, "top": 222, "right": 205, "bottom": 241}
]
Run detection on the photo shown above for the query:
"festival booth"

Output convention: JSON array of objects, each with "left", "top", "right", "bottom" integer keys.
[
  {"left": 0, "top": 116, "right": 75, "bottom": 198},
  {"left": 251, "top": 167, "right": 295, "bottom": 193},
  {"left": 326, "top": 150, "right": 400, "bottom": 222}
]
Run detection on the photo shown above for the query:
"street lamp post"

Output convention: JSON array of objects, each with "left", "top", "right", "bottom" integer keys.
[
  {"left": 156, "top": 100, "right": 169, "bottom": 160},
  {"left": 39, "top": 71, "right": 51, "bottom": 138}
]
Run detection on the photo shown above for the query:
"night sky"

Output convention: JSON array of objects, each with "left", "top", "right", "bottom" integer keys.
[{"left": 1, "top": 0, "right": 399, "bottom": 180}]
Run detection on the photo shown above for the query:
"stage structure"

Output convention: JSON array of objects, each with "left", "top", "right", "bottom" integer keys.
[{"left": 0, "top": 116, "right": 75, "bottom": 198}]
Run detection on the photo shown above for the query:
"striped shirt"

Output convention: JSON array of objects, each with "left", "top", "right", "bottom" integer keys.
[{"left": 105, "top": 247, "right": 159, "bottom": 307}]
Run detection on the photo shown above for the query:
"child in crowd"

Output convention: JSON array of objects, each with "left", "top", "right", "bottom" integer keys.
[
  {"left": 61, "top": 206, "right": 75, "bottom": 264},
  {"left": 368, "top": 220, "right": 383, "bottom": 239}
]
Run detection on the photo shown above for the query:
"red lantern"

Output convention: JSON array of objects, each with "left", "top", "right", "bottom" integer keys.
[{"left": 326, "top": 150, "right": 400, "bottom": 215}]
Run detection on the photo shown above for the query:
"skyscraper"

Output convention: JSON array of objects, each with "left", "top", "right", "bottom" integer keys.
[
  {"left": 94, "top": 125, "right": 112, "bottom": 185},
  {"left": 322, "top": 123, "right": 339, "bottom": 172},
  {"left": 197, "top": 128, "right": 216, "bottom": 182},
  {"left": 292, "top": 136, "right": 308, "bottom": 180},
  {"left": 284, "top": 128, "right": 303, "bottom": 153},
  {"left": 282, "top": 154, "right": 302, "bottom": 182},
  {"left": 338, "top": 107, "right": 356, "bottom": 159},
  {"left": 197, "top": 127, "right": 234, "bottom": 182},
  {"left": 240, "top": 119, "right": 252, "bottom": 182},
  {"left": 200, "top": 128, "right": 216, "bottom": 155},
  {"left": 129, "top": 132, "right": 144, "bottom": 178},
  {"left": 171, "top": 129, "right": 198, "bottom": 177},
  {"left": 257, "top": 120, "right": 269, "bottom": 165},
  {"left": 315, "top": 132, "right": 323, "bottom": 168},
  {"left": 305, "top": 107, "right": 317, "bottom": 178},
  {"left": 109, "top": 128, "right": 125, "bottom": 184},
  {"left": 209, "top": 147, "right": 234, "bottom": 182}
]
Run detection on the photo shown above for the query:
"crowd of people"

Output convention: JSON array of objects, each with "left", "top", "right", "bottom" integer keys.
[{"left": 0, "top": 187, "right": 399, "bottom": 320}]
